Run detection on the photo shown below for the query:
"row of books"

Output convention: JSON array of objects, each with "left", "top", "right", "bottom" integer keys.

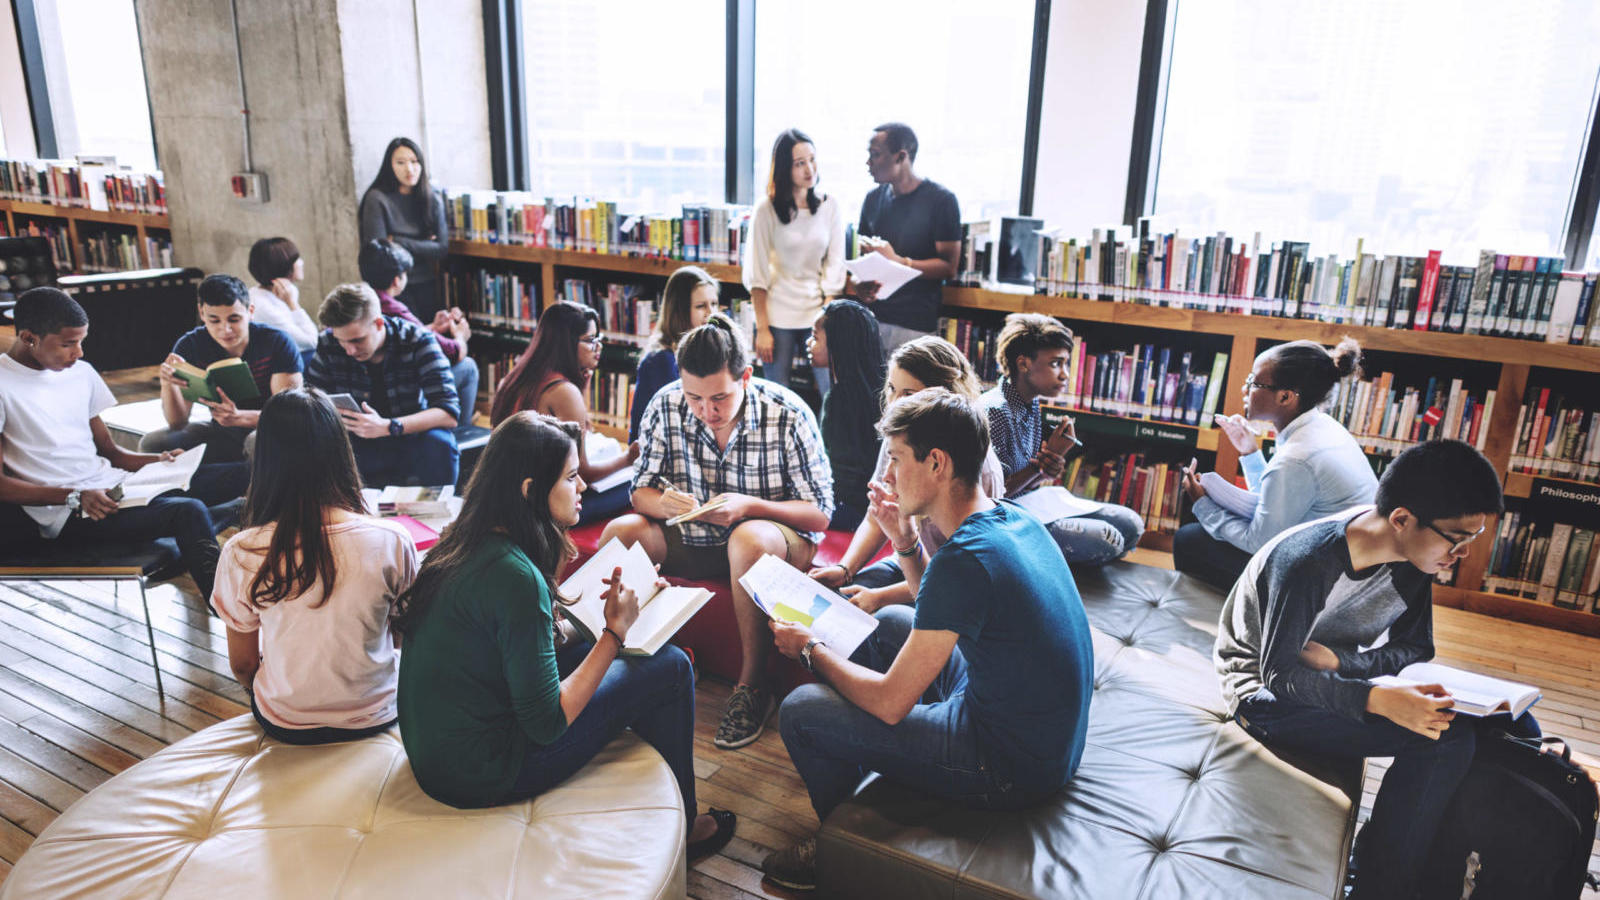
[
  {"left": 1508, "top": 389, "right": 1600, "bottom": 483},
  {"left": 0, "top": 157, "right": 167, "bottom": 214},
  {"left": 1061, "top": 341, "right": 1228, "bottom": 427},
  {"left": 14, "top": 221, "right": 71, "bottom": 272},
  {"left": 935, "top": 317, "right": 1003, "bottom": 384},
  {"left": 445, "top": 268, "right": 538, "bottom": 330},
  {"left": 585, "top": 369, "right": 633, "bottom": 424},
  {"left": 443, "top": 189, "right": 751, "bottom": 265},
  {"left": 1483, "top": 514, "right": 1600, "bottom": 610},
  {"left": 1323, "top": 374, "right": 1495, "bottom": 457},
  {"left": 1062, "top": 453, "right": 1184, "bottom": 534},
  {"left": 1019, "top": 221, "right": 1600, "bottom": 343},
  {"left": 557, "top": 280, "right": 655, "bottom": 336},
  {"left": 78, "top": 232, "right": 172, "bottom": 273}
]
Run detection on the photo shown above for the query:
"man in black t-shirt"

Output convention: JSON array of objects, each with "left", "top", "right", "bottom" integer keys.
[
  {"left": 852, "top": 122, "right": 962, "bottom": 354},
  {"left": 145, "top": 274, "right": 304, "bottom": 461}
]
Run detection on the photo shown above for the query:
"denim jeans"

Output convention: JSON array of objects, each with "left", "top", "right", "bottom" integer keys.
[
  {"left": 1172, "top": 522, "right": 1254, "bottom": 592},
  {"left": 828, "top": 501, "right": 866, "bottom": 532},
  {"left": 852, "top": 558, "right": 904, "bottom": 590},
  {"left": 1235, "top": 694, "right": 1541, "bottom": 900},
  {"left": 510, "top": 642, "right": 699, "bottom": 824},
  {"left": 577, "top": 480, "right": 632, "bottom": 525},
  {"left": 450, "top": 356, "right": 479, "bottom": 428},
  {"left": 780, "top": 605, "right": 1031, "bottom": 822},
  {"left": 1045, "top": 504, "right": 1144, "bottom": 566},
  {"left": 138, "top": 420, "right": 252, "bottom": 462},
  {"left": 252, "top": 695, "right": 396, "bottom": 746},
  {"left": 350, "top": 428, "right": 459, "bottom": 488},
  {"left": 767, "top": 326, "right": 829, "bottom": 396}
]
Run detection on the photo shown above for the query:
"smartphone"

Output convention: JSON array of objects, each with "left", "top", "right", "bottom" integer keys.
[{"left": 327, "top": 392, "right": 362, "bottom": 413}]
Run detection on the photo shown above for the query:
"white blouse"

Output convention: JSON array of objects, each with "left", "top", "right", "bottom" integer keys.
[
  {"left": 741, "top": 195, "right": 847, "bottom": 330},
  {"left": 248, "top": 285, "right": 321, "bottom": 351}
]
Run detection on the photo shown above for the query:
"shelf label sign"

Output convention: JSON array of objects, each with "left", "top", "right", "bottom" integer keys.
[{"left": 1527, "top": 478, "right": 1600, "bottom": 532}]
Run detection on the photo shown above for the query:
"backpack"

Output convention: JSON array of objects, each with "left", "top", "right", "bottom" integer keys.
[{"left": 1418, "top": 733, "right": 1598, "bottom": 900}]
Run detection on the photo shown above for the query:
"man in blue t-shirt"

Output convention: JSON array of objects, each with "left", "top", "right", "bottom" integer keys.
[
  {"left": 763, "top": 389, "right": 1093, "bottom": 892},
  {"left": 145, "top": 274, "right": 303, "bottom": 461},
  {"left": 851, "top": 122, "right": 962, "bottom": 355}
]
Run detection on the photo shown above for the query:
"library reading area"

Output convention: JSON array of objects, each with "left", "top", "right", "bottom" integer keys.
[{"left": 5, "top": 1, "right": 1600, "bottom": 898}]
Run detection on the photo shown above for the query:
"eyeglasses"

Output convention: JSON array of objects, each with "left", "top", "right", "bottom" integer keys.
[
  {"left": 1425, "top": 521, "right": 1486, "bottom": 556},
  {"left": 1242, "top": 374, "right": 1292, "bottom": 393},
  {"left": 578, "top": 335, "right": 603, "bottom": 347}
]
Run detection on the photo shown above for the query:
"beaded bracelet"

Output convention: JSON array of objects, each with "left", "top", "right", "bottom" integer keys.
[{"left": 894, "top": 540, "right": 921, "bottom": 558}]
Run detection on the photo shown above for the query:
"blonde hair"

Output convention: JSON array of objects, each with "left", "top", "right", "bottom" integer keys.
[
  {"left": 884, "top": 336, "right": 983, "bottom": 408},
  {"left": 318, "top": 282, "right": 381, "bottom": 328}
]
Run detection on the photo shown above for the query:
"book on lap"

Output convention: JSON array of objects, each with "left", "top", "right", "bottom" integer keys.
[
  {"left": 737, "top": 554, "right": 879, "bottom": 659},
  {"left": 117, "top": 444, "right": 207, "bottom": 508},
  {"left": 1370, "top": 661, "right": 1541, "bottom": 718},
  {"left": 557, "top": 538, "right": 712, "bottom": 656},
  {"left": 173, "top": 358, "right": 259, "bottom": 405}
]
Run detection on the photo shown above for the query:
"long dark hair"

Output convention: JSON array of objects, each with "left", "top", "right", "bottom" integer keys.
[
  {"left": 240, "top": 388, "right": 367, "bottom": 609},
  {"left": 393, "top": 413, "right": 582, "bottom": 636},
  {"left": 767, "top": 128, "right": 822, "bottom": 225},
  {"left": 489, "top": 301, "right": 599, "bottom": 425},
  {"left": 818, "top": 300, "right": 885, "bottom": 469},
  {"left": 650, "top": 266, "right": 719, "bottom": 354},
  {"left": 366, "top": 137, "right": 431, "bottom": 197}
]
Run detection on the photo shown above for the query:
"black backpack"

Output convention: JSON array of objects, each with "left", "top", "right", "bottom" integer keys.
[{"left": 1418, "top": 733, "right": 1598, "bottom": 899}]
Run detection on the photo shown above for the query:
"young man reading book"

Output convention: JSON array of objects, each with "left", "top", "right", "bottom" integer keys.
[
  {"left": 0, "top": 288, "right": 247, "bottom": 603},
  {"left": 305, "top": 283, "right": 460, "bottom": 488},
  {"left": 601, "top": 313, "right": 833, "bottom": 750},
  {"left": 1215, "top": 439, "right": 1537, "bottom": 899},
  {"left": 357, "top": 238, "right": 478, "bottom": 426},
  {"left": 144, "top": 274, "right": 304, "bottom": 462},
  {"left": 977, "top": 312, "right": 1143, "bottom": 565},
  {"left": 762, "top": 389, "right": 1093, "bottom": 892}
]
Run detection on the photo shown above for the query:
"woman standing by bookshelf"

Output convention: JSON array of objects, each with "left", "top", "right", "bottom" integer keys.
[
  {"left": 807, "top": 299, "right": 886, "bottom": 530},
  {"left": 394, "top": 412, "right": 735, "bottom": 857},
  {"left": 1175, "top": 338, "right": 1376, "bottom": 591},
  {"left": 743, "top": 128, "right": 846, "bottom": 396},
  {"left": 629, "top": 266, "right": 720, "bottom": 440},
  {"left": 246, "top": 237, "right": 319, "bottom": 353},
  {"left": 490, "top": 301, "right": 639, "bottom": 524},
  {"left": 360, "top": 137, "right": 448, "bottom": 321}
]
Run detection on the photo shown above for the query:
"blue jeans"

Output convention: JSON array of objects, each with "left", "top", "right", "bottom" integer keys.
[
  {"left": 139, "top": 420, "right": 252, "bottom": 462},
  {"left": 350, "top": 428, "right": 459, "bottom": 487},
  {"left": 829, "top": 501, "right": 866, "bottom": 532},
  {"left": 767, "top": 326, "right": 829, "bottom": 396},
  {"left": 852, "top": 558, "right": 905, "bottom": 590},
  {"left": 577, "top": 480, "right": 632, "bottom": 525},
  {"left": 1046, "top": 503, "right": 1144, "bottom": 566},
  {"left": 510, "top": 643, "right": 698, "bottom": 824},
  {"left": 780, "top": 606, "right": 1031, "bottom": 821},
  {"left": 450, "top": 356, "right": 479, "bottom": 428},
  {"left": 1235, "top": 694, "right": 1540, "bottom": 899}
]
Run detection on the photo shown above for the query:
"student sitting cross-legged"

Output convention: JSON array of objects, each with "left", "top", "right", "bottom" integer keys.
[
  {"left": 762, "top": 389, "right": 1093, "bottom": 891},
  {"left": 601, "top": 313, "right": 834, "bottom": 750},
  {"left": 978, "top": 312, "right": 1144, "bottom": 565},
  {"left": 305, "top": 283, "right": 459, "bottom": 487},
  {"left": 357, "top": 238, "right": 479, "bottom": 427},
  {"left": 211, "top": 388, "right": 416, "bottom": 744},
  {"left": 143, "top": 274, "right": 304, "bottom": 462},
  {"left": 394, "top": 412, "right": 736, "bottom": 859},
  {"left": 1215, "top": 439, "right": 1535, "bottom": 899},
  {"left": 0, "top": 287, "right": 248, "bottom": 603}
]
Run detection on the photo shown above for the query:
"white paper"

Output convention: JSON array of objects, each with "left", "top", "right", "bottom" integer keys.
[
  {"left": 118, "top": 444, "right": 207, "bottom": 508},
  {"left": 738, "top": 553, "right": 879, "bottom": 659},
  {"left": 588, "top": 466, "right": 635, "bottom": 495},
  {"left": 844, "top": 253, "right": 921, "bottom": 300},
  {"left": 1009, "top": 487, "right": 1104, "bottom": 521},
  {"left": 1200, "top": 472, "right": 1259, "bottom": 520}
]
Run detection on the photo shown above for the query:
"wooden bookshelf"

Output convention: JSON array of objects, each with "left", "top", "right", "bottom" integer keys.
[{"left": 0, "top": 198, "right": 173, "bottom": 272}]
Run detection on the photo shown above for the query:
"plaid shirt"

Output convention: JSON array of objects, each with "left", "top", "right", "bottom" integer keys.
[
  {"left": 978, "top": 376, "right": 1040, "bottom": 481},
  {"left": 305, "top": 316, "right": 460, "bottom": 423},
  {"left": 634, "top": 377, "right": 834, "bottom": 546}
]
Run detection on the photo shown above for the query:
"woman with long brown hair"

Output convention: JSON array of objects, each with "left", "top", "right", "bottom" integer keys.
[
  {"left": 630, "top": 266, "right": 720, "bottom": 440},
  {"left": 360, "top": 137, "right": 448, "bottom": 320}
]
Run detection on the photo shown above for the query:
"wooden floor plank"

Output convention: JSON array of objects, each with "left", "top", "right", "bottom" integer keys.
[
  {"left": 0, "top": 745, "right": 83, "bottom": 814},
  {"left": 0, "top": 780, "right": 57, "bottom": 838},
  {"left": 0, "top": 720, "right": 111, "bottom": 794},
  {"left": 0, "top": 817, "right": 36, "bottom": 869}
]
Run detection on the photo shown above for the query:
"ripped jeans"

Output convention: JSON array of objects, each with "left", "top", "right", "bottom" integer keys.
[{"left": 1045, "top": 504, "right": 1144, "bottom": 566}]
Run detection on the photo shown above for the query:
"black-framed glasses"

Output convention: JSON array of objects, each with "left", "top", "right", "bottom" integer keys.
[
  {"left": 1242, "top": 374, "right": 1292, "bottom": 393},
  {"left": 1425, "top": 521, "right": 1486, "bottom": 556}
]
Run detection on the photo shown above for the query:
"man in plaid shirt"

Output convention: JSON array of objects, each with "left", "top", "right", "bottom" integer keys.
[
  {"left": 306, "top": 283, "right": 459, "bottom": 487},
  {"left": 602, "top": 314, "right": 833, "bottom": 749}
]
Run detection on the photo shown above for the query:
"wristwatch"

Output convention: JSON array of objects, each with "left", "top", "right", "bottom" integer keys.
[
  {"left": 64, "top": 489, "right": 81, "bottom": 513},
  {"left": 387, "top": 418, "right": 404, "bottom": 438},
  {"left": 801, "top": 637, "right": 826, "bottom": 673}
]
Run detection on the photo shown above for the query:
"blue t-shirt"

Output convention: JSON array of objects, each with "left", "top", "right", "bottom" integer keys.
[
  {"left": 914, "top": 501, "right": 1094, "bottom": 794},
  {"left": 172, "top": 322, "right": 302, "bottom": 410}
]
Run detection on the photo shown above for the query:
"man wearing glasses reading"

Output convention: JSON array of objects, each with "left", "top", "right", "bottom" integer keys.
[{"left": 1214, "top": 439, "right": 1537, "bottom": 899}]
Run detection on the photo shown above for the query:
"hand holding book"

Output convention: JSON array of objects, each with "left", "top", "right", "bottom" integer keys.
[{"left": 600, "top": 567, "right": 639, "bottom": 647}]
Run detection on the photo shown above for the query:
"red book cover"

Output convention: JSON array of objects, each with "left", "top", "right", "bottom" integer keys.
[
  {"left": 392, "top": 515, "right": 440, "bottom": 551},
  {"left": 1414, "top": 250, "right": 1442, "bottom": 331}
]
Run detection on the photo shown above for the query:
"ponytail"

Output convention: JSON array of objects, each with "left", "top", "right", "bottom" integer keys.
[{"left": 1269, "top": 337, "right": 1362, "bottom": 413}]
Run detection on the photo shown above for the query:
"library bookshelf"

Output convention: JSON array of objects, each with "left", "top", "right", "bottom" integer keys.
[
  {"left": 0, "top": 198, "right": 172, "bottom": 273},
  {"left": 448, "top": 241, "right": 1600, "bottom": 636}
]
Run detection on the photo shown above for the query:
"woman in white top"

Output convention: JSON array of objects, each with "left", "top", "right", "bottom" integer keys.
[
  {"left": 211, "top": 387, "right": 418, "bottom": 744},
  {"left": 246, "top": 237, "right": 320, "bottom": 352},
  {"left": 743, "top": 128, "right": 846, "bottom": 395}
]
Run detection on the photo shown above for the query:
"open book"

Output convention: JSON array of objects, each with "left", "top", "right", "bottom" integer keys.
[
  {"left": 1370, "top": 662, "right": 1541, "bottom": 718},
  {"left": 557, "top": 538, "right": 712, "bottom": 656},
  {"left": 1199, "top": 471, "right": 1260, "bottom": 519},
  {"left": 738, "top": 554, "right": 879, "bottom": 659},
  {"left": 173, "top": 357, "right": 259, "bottom": 405},
  {"left": 117, "top": 444, "right": 207, "bottom": 508}
]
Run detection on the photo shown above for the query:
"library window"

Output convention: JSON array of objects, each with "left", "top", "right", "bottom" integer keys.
[
  {"left": 1151, "top": 0, "right": 1600, "bottom": 262},
  {"left": 31, "top": 0, "right": 158, "bottom": 171},
  {"left": 521, "top": 0, "right": 725, "bottom": 209},
  {"left": 752, "top": 0, "right": 1036, "bottom": 222}
]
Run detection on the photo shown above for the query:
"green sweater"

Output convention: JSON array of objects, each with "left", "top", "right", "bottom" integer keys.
[{"left": 398, "top": 535, "right": 566, "bottom": 808}]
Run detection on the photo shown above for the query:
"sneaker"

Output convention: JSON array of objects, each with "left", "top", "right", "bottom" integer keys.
[
  {"left": 713, "top": 684, "right": 773, "bottom": 749},
  {"left": 762, "top": 836, "right": 817, "bottom": 891}
]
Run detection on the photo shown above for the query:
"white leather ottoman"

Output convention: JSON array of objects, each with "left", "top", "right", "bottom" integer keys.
[{"left": 0, "top": 716, "right": 687, "bottom": 900}]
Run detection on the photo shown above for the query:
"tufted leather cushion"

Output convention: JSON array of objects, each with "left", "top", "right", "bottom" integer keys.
[
  {"left": 816, "top": 562, "right": 1361, "bottom": 900},
  {"left": 1, "top": 716, "right": 687, "bottom": 900}
]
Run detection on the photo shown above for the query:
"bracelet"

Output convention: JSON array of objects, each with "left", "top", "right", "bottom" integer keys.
[
  {"left": 894, "top": 539, "right": 921, "bottom": 558},
  {"left": 601, "top": 626, "right": 626, "bottom": 650},
  {"left": 834, "top": 563, "right": 853, "bottom": 580}
]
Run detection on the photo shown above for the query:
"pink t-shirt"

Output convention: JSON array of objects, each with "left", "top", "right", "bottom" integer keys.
[{"left": 211, "top": 516, "right": 418, "bottom": 730}]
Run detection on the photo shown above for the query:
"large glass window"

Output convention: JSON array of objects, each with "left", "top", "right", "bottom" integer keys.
[
  {"left": 753, "top": 0, "right": 1036, "bottom": 223},
  {"left": 33, "top": 0, "right": 157, "bottom": 170},
  {"left": 1153, "top": 0, "right": 1600, "bottom": 261},
  {"left": 522, "top": 0, "right": 725, "bottom": 208}
]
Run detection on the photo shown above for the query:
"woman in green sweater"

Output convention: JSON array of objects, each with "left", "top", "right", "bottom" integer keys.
[{"left": 394, "top": 412, "right": 734, "bottom": 858}]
